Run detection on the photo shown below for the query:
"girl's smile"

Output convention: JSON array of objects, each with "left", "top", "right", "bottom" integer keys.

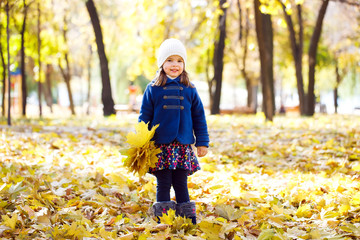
[{"left": 162, "top": 55, "right": 184, "bottom": 78}]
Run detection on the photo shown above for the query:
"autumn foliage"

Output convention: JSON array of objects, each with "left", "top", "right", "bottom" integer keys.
[
  {"left": 121, "top": 122, "right": 161, "bottom": 177},
  {"left": 0, "top": 114, "right": 359, "bottom": 239}
]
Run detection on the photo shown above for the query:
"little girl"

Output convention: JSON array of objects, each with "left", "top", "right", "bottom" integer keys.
[{"left": 138, "top": 38, "right": 209, "bottom": 224}]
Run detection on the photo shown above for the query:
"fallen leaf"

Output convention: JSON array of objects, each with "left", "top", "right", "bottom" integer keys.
[{"left": 1, "top": 212, "right": 18, "bottom": 230}]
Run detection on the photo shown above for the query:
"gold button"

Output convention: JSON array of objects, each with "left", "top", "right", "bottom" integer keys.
[
  {"left": 180, "top": 106, "right": 184, "bottom": 110},
  {"left": 163, "top": 105, "right": 167, "bottom": 109},
  {"left": 163, "top": 96, "right": 168, "bottom": 99},
  {"left": 180, "top": 96, "right": 184, "bottom": 100},
  {"left": 180, "top": 87, "right": 183, "bottom": 90}
]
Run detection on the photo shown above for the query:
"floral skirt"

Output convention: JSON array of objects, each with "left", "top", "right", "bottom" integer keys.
[{"left": 148, "top": 141, "right": 200, "bottom": 176}]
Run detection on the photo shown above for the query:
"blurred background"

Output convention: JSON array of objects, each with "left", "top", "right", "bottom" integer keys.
[{"left": 0, "top": 0, "right": 359, "bottom": 120}]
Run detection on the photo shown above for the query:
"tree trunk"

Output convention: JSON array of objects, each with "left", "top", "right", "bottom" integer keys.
[
  {"left": 44, "top": 64, "right": 53, "bottom": 113},
  {"left": 210, "top": 0, "right": 227, "bottom": 115},
  {"left": 64, "top": 66, "right": 75, "bottom": 115},
  {"left": 58, "top": 58, "right": 75, "bottom": 115},
  {"left": 37, "top": 1, "right": 42, "bottom": 117},
  {"left": 86, "top": 45, "right": 93, "bottom": 115},
  {"left": 334, "top": 70, "right": 340, "bottom": 113},
  {"left": 20, "top": 0, "right": 29, "bottom": 116},
  {"left": 0, "top": 12, "right": 6, "bottom": 117},
  {"left": 205, "top": 48, "right": 214, "bottom": 111},
  {"left": 86, "top": 0, "right": 115, "bottom": 116},
  {"left": 278, "top": 1, "right": 306, "bottom": 115},
  {"left": 306, "top": 0, "right": 329, "bottom": 116},
  {"left": 237, "top": 0, "right": 243, "bottom": 41},
  {"left": 254, "top": 0, "right": 275, "bottom": 121},
  {"left": 60, "top": 14, "right": 75, "bottom": 115},
  {"left": 334, "top": 59, "right": 343, "bottom": 114},
  {"left": 239, "top": 5, "right": 256, "bottom": 112},
  {"left": 6, "top": 1, "right": 11, "bottom": 125},
  {"left": 246, "top": 84, "right": 258, "bottom": 112}
]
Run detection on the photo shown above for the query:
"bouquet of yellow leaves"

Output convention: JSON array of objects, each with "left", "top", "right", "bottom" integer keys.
[{"left": 121, "top": 122, "right": 162, "bottom": 177}]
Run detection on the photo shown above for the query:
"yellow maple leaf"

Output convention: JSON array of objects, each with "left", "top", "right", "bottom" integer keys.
[
  {"left": 99, "top": 227, "right": 116, "bottom": 239},
  {"left": 159, "top": 209, "right": 176, "bottom": 225},
  {"left": 258, "top": 229, "right": 275, "bottom": 240},
  {"left": 198, "top": 219, "right": 222, "bottom": 240},
  {"left": 339, "top": 204, "right": 350, "bottom": 214},
  {"left": 2, "top": 212, "right": 18, "bottom": 230},
  {"left": 214, "top": 204, "right": 243, "bottom": 221},
  {"left": 296, "top": 204, "right": 312, "bottom": 218},
  {"left": 126, "top": 121, "right": 158, "bottom": 147},
  {"left": 172, "top": 215, "right": 194, "bottom": 231},
  {"left": 121, "top": 122, "right": 161, "bottom": 177},
  {"left": 64, "top": 222, "right": 92, "bottom": 238},
  {"left": 350, "top": 192, "right": 360, "bottom": 206},
  {"left": 50, "top": 226, "right": 62, "bottom": 238},
  {"left": 106, "top": 172, "right": 129, "bottom": 193}
]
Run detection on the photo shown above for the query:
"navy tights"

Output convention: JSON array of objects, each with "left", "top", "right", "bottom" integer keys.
[{"left": 153, "top": 169, "right": 190, "bottom": 203}]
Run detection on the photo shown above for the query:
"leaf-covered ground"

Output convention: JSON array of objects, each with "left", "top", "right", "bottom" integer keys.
[{"left": 0, "top": 114, "right": 360, "bottom": 239}]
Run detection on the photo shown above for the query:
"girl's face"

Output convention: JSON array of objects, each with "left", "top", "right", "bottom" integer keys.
[{"left": 162, "top": 55, "right": 184, "bottom": 79}]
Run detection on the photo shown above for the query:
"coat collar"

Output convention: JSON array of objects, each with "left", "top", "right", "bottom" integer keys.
[{"left": 166, "top": 76, "right": 181, "bottom": 84}]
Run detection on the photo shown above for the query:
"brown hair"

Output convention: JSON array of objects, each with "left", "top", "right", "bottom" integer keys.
[{"left": 152, "top": 68, "right": 194, "bottom": 88}]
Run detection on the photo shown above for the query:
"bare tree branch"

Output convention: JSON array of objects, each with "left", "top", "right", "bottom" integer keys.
[{"left": 330, "top": 0, "right": 360, "bottom": 7}]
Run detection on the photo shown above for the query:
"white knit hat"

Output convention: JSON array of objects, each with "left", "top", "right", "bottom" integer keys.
[{"left": 157, "top": 38, "right": 187, "bottom": 68}]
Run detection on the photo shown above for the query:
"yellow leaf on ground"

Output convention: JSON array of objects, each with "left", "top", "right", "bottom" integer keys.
[
  {"left": 119, "top": 232, "right": 136, "bottom": 240},
  {"left": 272, "top": 205, "right": 284, "bottom": 215},
  {"left": 309, "top": 229, "right": 321, "bottom": 239},
  {"left": 258, "top": 229, "right": 275, "bottom": 240},
  {"left": 159, "top": 209, "right": 176, "bottom": 225},
  {"left": 2, "top": 212, "right": 18, "bottom": 230},
  {"left": 215, "top": 204, "right": 243, "bottom": 221},
  {"left": 198, "top": 219, "right": 222, "bottom": 240},
  {"left": 296, "top": 204, "right": 312, "bottom": 218},
  {"left": 99, "top": 227, "right": 116, "bottom": 239},
  {"left": 350, "top": 192, "right": 360, "bottom": 206},
  {"left": 339, "top": 204, "right": 350, "bottom": 214}
]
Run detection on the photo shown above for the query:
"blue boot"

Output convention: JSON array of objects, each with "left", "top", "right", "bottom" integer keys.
[{"left": 176, "top": 201, "right": 197, "bottom": 224}]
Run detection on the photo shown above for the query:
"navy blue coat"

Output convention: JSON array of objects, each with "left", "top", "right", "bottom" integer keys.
[{"left": 138, "top": 77, "right": 209, "bottom": 147}]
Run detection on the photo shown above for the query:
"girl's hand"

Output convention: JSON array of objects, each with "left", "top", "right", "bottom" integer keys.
[{"left": 197, "top": 146, "right": 208, "bottom": 157}]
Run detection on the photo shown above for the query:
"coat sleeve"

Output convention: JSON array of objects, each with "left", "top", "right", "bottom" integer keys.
[
  {"left": 138, "top": 84, "right": 154, "bottom": 127},
  {"left": 191, "top": 88, "right": 209, "bottom": 147}
]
